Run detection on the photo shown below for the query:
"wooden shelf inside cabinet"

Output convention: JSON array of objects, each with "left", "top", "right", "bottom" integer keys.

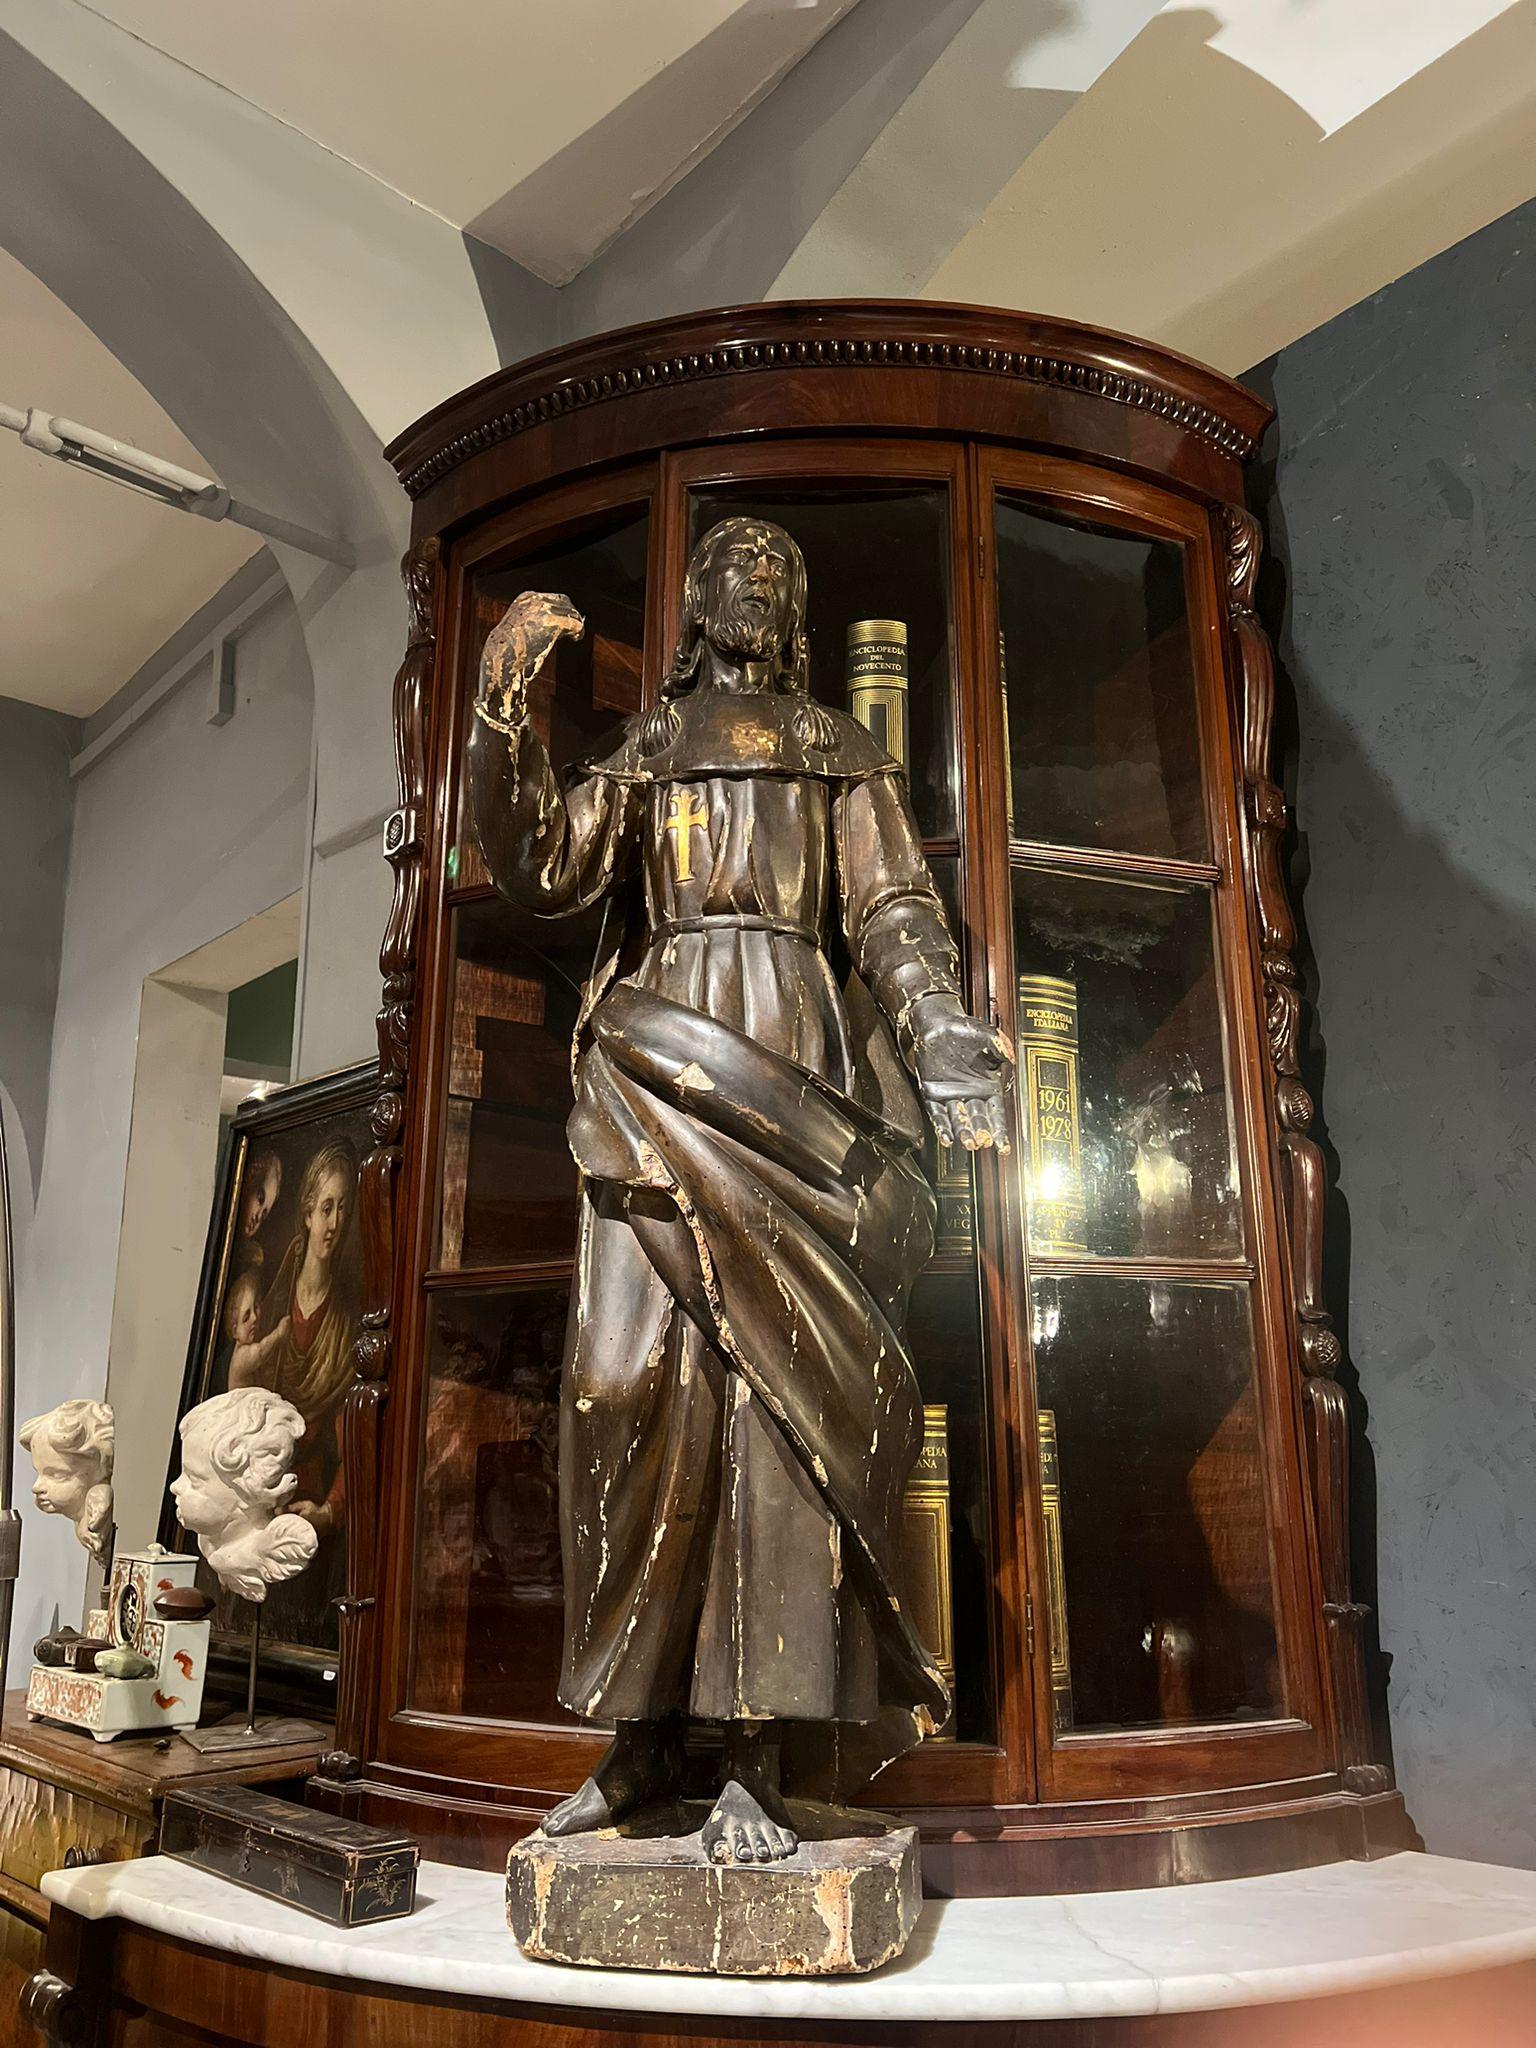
[
  {"left": 337, "top": 300, "right": 1414, "bottom": 1897},
  {"left": 1008, "top": 840, "right": 1223, "bottom": 886},
  {"left": 423, "top": 1263, "right": 575, "bottom": 1295},
  {"left": 443, "top": 881, "right": 499, "bottom": 910}
]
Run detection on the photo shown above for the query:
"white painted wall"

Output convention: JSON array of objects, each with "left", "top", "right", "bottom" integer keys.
[
  {"left": 0, "top": 699, "right": 73, "bottom": 1206},
  {"left": 105, "top": 898, "right": 302, "bottom": 1558},
  {"left": 10, "top": 580, "right": 313, "bottom": 1665}
]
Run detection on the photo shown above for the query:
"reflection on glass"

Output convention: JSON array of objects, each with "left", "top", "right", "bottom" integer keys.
[
  {"left": 410, "top": 1285, "right": 573, "bottom": 1722},
  {"left": 1031, "top": 1277, "right": 1279, "bottom": 1730},
  {"left": 437, "top": 900, "right": 595, "bottom": 1270},
  {"left": 918, "top": 853, "right": 981, "bottom": 1270},
  {"left": 689, "top": 487, "right": 956, "bottom": 838},
  {"left": 1012, "top": 869, "right": 1240, "bottom": 1259},
  {"left": 456, "top": 509, "right": 649, "bottom": 888},
  {"left": 907, "top": 1271, "right": 994, "bottom": 1743},
  {"left": 996, "top": 496, "right": 1206, "bottom": 860}
]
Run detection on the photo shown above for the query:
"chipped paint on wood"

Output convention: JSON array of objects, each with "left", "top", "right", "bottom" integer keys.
[
  {"left": 466, "top": 531, "right": 1011, "bottom": 1856},
  {"left": 507, "top": 1818, "right": 920, "bottom": 1977}
]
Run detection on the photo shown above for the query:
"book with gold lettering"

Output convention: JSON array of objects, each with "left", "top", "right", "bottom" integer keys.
[
  {"left": 1017, "top": 973, "right": 1088, "bottom": 1255},
  {"left": 846, "top": 619, "right": 910, "bottom": 768},
  {"left": 901, "top": 1403, "right": 956, "bottom": 1738},
  {"left": 1036, "top": 1407, "right": 1074, "bottom": 1734},
  {"left": 933, "top": 1144, "right": 975, "bottom": 1259},
  {"left": 999, "top": 626, "right": 1016, "bottom": 836}
]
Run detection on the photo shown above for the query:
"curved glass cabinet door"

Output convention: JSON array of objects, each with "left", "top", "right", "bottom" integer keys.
[
  {"left": 1009, "top": 867, "right": 1242, "bottom": 1263},
  {"left": 996, "top": 496, "right": 1208, "bottom": 862},
  {"left": 410, "top": 1280, "right": 574, "bottom": 1723},
  {"left": 451, "top": 508, "right": 650, "bottom": 891},
  {"left": 1029, "top": 1275, "right": 1281, "bottom": 1733},
  {"left": 403, "top": 489, "right": 654, "bottom": 1731},
  {"left": 983, "top": 457, "right": 1323, "bottom": 1789}
]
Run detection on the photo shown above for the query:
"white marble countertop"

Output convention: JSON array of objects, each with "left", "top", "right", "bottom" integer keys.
[{"left": 42, "top": 1850, "right": 1536, "bottom": 2023}]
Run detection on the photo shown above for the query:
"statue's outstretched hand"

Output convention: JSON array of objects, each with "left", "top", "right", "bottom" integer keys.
[
  {"left": 476, "top": 590, "right": 585, "bottom": 731},
  {"left": 911, "top": 999, "right": 1015, "bottom": 1153}
]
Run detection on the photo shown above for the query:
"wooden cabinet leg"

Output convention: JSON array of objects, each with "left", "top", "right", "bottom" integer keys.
[{"left": 20, "top": 1910, "right": 115, "bottom": 2048}]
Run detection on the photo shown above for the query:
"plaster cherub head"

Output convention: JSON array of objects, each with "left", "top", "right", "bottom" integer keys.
[
  {"left": 172, "top": 1387, "right": 317, "bottom": 1602},
  {"left": 20, "top": 1400, "right": 115, "bottom": 1562}
]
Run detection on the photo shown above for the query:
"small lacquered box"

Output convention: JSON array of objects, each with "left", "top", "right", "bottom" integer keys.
[{"left": 159, "top": 1785, "right": 419, "bottom": 1926}]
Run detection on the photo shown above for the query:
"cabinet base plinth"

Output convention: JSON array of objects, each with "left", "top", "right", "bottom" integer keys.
[{"left": 334, "top": 1772, "right": 1419, "bottom": 1901}]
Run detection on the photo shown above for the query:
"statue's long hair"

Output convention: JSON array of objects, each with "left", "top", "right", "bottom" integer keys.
[{"left": 640, "top": 517, "right": 835, "bottom": 755}]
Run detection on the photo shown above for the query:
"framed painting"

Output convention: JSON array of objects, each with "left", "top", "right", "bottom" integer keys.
[{"left": 160, "top": 1060, "right": 377, "bottom": 1714}]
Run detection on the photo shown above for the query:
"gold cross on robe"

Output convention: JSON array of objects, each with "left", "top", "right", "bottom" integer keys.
[{"left": 664, "top": 788, "right": 709, "bottom": 883}]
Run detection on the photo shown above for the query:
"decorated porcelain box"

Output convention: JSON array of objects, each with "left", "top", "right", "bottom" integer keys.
[{"left": 27, "top": 1547, "right": 210, "bottom": 1742}]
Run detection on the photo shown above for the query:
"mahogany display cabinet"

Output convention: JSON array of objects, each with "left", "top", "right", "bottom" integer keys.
[{"left": 310, "top": 301, "right": 1415, "bottom": 1895}]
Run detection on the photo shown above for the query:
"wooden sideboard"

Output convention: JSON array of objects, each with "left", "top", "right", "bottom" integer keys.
[
  {"left": 18, "top": 1870, "right": 1536, "bottom": 2048},
  {"left": 0, "top": 1693, "right": 323, "bottom": 2048}
]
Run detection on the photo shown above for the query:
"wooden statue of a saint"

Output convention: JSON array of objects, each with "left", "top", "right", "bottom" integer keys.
[{"left": 469, "top": 518, "right": 1012, "bottom": 1869}]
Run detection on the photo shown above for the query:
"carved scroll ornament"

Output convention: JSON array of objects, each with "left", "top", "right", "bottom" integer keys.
[
  {"left": 325, "top": 537, "right": 439, "bottom": 1781},
  {"left": 1222, "top": 506, "right": 1388, "bottom": 1795}
]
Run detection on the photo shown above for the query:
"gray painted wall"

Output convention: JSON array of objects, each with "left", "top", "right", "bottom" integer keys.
[
  {"left": 11, "top": 571, "right": 313, "bottom": 1662},
  {"left": 0, "top": 698, "right": 73, "bottom": 1211},
  {"left": 1249, "top": 198, "right": 1534, "bottom": 1867}
]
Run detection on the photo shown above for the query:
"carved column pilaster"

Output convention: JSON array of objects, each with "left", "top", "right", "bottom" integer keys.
[
  {"left": 1222, "top": 506, "right": 1389, "bottom": 1795},
  {"left": 324, "top": 537, "right": 441, "bottom": 1782}
]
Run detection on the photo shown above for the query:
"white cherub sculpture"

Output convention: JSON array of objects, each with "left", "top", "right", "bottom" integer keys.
[
  {"left": 172, "top": 1388, "right": 318, "bottom": 1601},
  {"left": 20, "top": 1399, "right": 115, "bottom": 1563}
]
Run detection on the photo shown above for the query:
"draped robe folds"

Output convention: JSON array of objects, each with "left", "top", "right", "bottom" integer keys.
[{"left": 468, "top": 689, "right": 960, "bottom": 1793}]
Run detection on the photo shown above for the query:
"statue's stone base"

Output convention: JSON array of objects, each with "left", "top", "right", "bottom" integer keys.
[{"left": 506, "top": 1807, "right": 920, "bottom": 1977}]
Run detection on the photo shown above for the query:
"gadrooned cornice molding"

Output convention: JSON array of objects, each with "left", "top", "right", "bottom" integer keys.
[{"left": 387, "top": 304, "right": 1272, "bottom": 500}]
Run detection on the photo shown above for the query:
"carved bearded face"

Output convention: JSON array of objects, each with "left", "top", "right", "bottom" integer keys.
[{"left": 700, "top": 523, "right": 796, "bottom": 668}]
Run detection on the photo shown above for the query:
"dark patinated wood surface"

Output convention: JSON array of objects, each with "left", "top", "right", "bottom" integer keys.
[
  {"left": 321, "top": 539, "right": 441, "bottom": 1792},
  {"left": 323, "top": 301, "right": 1406, "bottom": 1892}
]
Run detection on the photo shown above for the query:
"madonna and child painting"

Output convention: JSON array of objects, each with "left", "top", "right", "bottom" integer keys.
[{"left": 163, "top": 1064, "right": 375, "bottom": 1695}]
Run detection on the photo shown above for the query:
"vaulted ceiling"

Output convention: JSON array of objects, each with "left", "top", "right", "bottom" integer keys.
[
  {"left": 77, "top": 0, "right": 869, "bottom": 286},
  {"left": 4, "top": 0, "right": 1531, "bottom": 715},
  {"left": 85, "top": 0, "right": 1531, "bottom": 355}
]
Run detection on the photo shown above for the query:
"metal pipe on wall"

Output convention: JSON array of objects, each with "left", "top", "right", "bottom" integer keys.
[{"left": 0, "top": 400, "right": 355, "bottom": 569}]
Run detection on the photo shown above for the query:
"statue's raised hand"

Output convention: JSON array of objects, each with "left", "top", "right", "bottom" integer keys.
[
  {"left": 910, "top": 998, "right": 1014, "bottom": 1153},
  {"left": 476, "top": 590, "right": 586, "bottom": 732}
]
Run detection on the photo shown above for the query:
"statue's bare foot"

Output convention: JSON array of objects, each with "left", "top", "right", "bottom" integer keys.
[
  {"left": 543, "top": 1717, "right": 682, "bottom": 1838},
  {"left": 543, "top": 1775, "right": 617, "bottom": 1837},
  {"left": 701, "top": 1778, "right": 798, "bottom": 1865}
]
